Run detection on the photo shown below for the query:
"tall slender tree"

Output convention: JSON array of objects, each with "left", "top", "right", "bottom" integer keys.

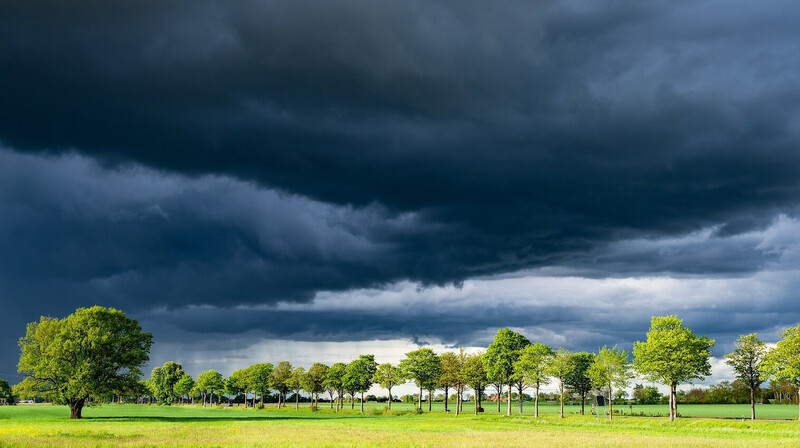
[
  {"left": 483, "top": 329, "right": 530, "bottom": 416},
  {"left": 174, "top": 374, "right": 194, "bottom": 405},
  {"left": 546, "top": 348, "right": 573, "bottom": 418},
  {"left": 372, "top": 363, "right": 402, "bottom": 410},
  {"left": 565, "top": 352, "right": 595, "bottom": 415},
  {"left": 725, "top": 333, "right": 766, "bottom": 420},
  {"left": 588, "top": 346, "right": 632, "bottom": 421},
  {"left": 248, "top": 363, "right": 273, "bottom": 408},
  {"left": 344, "top": 354, "right": 378, "bottom": 413},
  {"left": 287, "top": 367, "right": 305, "bottom": 410},
  {"left": 302, "top": 363, "right": 329, "bottom": 409},
  {"left": 463, "top": 352, "right": 488, "bottom": 415},
  {"left": 514, "top": 343, "right": 554, "bottom": 417},
  {"left": 399, "top": 348, "right": 441, "bottom": 412},
  {"left": 270, "top": 361, "right": 293, "bottom": 408},
  {"left": 633, "top": 316, "right": 714, "bottom": 421},
  {"left": 325, "top": 363, "right": 347, "bottom": 410}
]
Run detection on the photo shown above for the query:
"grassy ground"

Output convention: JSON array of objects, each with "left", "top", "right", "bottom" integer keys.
[{"left": 2, "top": 403, "right": 800, "bottom": 447}]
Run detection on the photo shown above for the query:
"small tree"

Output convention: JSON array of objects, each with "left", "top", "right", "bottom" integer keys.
[
  {"left": 565, "top": 352, "right": 595, "bottom": 415},
  {"left": 483, "top": 328, "right": 531, "bottom": 416},
  {"left": 287, "top": 367, "right": 306, "bottom": 410},
  {"left": 174, "top": 374, "right": 194, "bottom": 405},
  {"left": 633, "top": 315, "right": 714, "bottom": 421},
  {"left": 248, "top": 363, "right": 273, "bottom": 408},
  {"left": 462, "top": 353, "right": 488, "bottom": 415},
  {"left": 226, "top": 369, "right": 248, "bottom": 405},
  {"left": 588, "top": 345, "right": 632, "bottom": 421},
  {"left": 514, "top": 343, "right": 553, "bottom": 417},
  {"left": 326, "top": 363, "right": 347, "bottom": 410},
  {"left": 0, "top": 379, "right": 15, "bottom": 405},
  {"left": 16, "top": 306, "right": 153, "bottom": 418},
  {"left": 302, "top": 363, "right": 329, "bottom": 409},
  {"left": 343, "top": 355, "right": 378, "bottom": 413},
  {"left": 725, "top": 333, "right": 766, "bottom": 420},
  {"left": 195, "top": 370, "right": 225, "bottom": 406},
  {"left": 372, "top": 363, "right": 402, "bottom": 410},
  {"left": 760, "top": 325, "right": 800, "bottom": 421},
  {"left": 399, "top": 348, "right": 441, "bottom": 412},
  {"left": 546, "top": 348, "right": 573, "bottom": 418},
  {"left": 270, "top": 361, "right": 293, "bottom": 408},
  {"left": 151, "top": 362, "right": 186, "bottom": 405}
]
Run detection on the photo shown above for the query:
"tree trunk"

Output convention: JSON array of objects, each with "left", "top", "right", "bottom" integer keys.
[
  {"left": 559, "top": 382, "right": 564, "bottom": 418},
  {"left": 295, "top": 390, "right": 299, "bottom": 410},
  {"left": 387, "top": 387, "right": 392, "bottom": 410},
  {"left": 580, "top": 392, "right": 585, "bottom": 415},
  {"left": 507, "top": 382, "right": 512, "bottom": 416},
  {"left": 455, "top": 388, "right": 460, "bottom": 416},
  {"left": 497, "top": 384, "right": 502, "bottom": 412},
  {"left": 797, "top": 387, "right": 800, "bottom": 421},
  {"left": 608, "top": 386, "right": 613, "bottom": 421},
  {"left": 444, "top": 385, "right": 449, "bottom": 412},
  {"left": 418, "top": 386, "right": 423, "bottom": 412},
  {"left": 68, "top": 399, "right": 85, "bottom": 419},
  {"left": 750, "top": 387, "right": 756, "bottom": 420},
  {"left": 351, "top": 393, "right": 355, "bottom": 410},
  {"left": 534, "top": 385, "right": 540, "bottom": 418},
  {"left": 669, "top": 383, "right": 676, "bottom": 422},
  {"left": 428, "top": 390, "right": 432, "bottom": 411},
  {"left": 361, "top": 392, "right": 365, "bottom": 413},
  {"left": 518, "top": 384, "right": 523, "bottom": 414}
]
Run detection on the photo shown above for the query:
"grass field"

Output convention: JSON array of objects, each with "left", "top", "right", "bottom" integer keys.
[{"left": 2, "top": 403, "right": 800, "bottom": 447}]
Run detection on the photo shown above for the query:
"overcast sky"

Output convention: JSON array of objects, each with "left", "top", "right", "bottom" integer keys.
[{"left": 2, "top": 1, "right": 799, "bottom": 393}]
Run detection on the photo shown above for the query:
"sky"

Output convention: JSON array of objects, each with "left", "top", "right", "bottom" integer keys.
[{"left": 1, "top": 0, "right": 800, "bottom": 395}]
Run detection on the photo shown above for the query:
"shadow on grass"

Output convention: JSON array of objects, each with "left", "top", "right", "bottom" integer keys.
[{"left": 83, "top": 414, "right": 367, "bottom": 422}]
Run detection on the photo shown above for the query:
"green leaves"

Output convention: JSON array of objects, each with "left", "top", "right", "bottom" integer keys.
[
  {"left": 483, "top": 329, "right": 530, "bottom": 384},
  {"left": 725, "top": 333, "right": 766, "bottom": 390},
  {"left": 761, "top": 325, "right": 800, "bottom": 386},
  {"left": 17, "top": 306, "right": 152, "bottom": 416},
  {"left": 398, "top": 348, "right": 441, "bottom": 390},
  {"left": 633, "top": 315, "right": 714, "bottom": 385}
]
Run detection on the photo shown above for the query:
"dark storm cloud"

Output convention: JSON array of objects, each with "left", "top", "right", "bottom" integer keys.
[{"left": 3, "top": 1, "right": 800, "bottom": 382}]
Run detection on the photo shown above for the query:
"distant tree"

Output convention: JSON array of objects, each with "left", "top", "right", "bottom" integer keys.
[
  {"left": 326, "top": 362, "right": 347, "bottom": 410},
  {"left": 150, "top": 361, "right": 186, "bottom": 405},
  {"left": 302, "top": 363, "right": 329, "bottom": 409},
  {"left": 174, "top": 374, "right": 194, "bottom": 405},
  {"left": 725, "top": 333, "right": 767, "bottom": 420},
  {"left": 343, "top": 355, "right": 378, "bottom": 413},
  {"left": 248, "top": 363, "right": 273, "bottom": 408},
  {"left": 633, "top": 316, "right": 714, "bottom": 421},
  {"left": 15, "top": 306, "right": 152, "bottom": 419},
  {"left": 270, "top": 361, "right": 293, "bottom": 408},
  {"left": 633, "top": 383, "right": 663, "bottom": 405},
  {"left": 462, "top": 353, "right": 488, "bottom": 415},
  {"left": 0, "top": 379, "right": 15, "bottom": 405},
  {"left": 372, "top": 363, "right": 402, "bottom": 411},
  {"left": 226, "top": 368, "right": 248, "bottom": 406},
  {"left": 287, "top": 367, "right": 306, "bottom": 410},
  {"left": 399, "top": 348, "right": 441, "bottom": 412},
  {"left": 565, "top": 352, "right": 595, "bottom": 415},
  {"left": 588, "top": 345, "right": 633, "bottom": 421},
  {"left": 514, "top": 343, "right": 553, "bottom": 417},
  {"left": 483, "top": 328, "right": 531, "bottom": 416},
  {"left": 439, "top": 352, "right": 460, "bottom": 413},
  {"left": 760, "top": 325, "right": 800, "bottom": 421},
  {"left": 195, "top": 370, "right": 225, "bottom": 406},
  {"left": 546, "top": 348, "right": 573, "bottom": 418}
]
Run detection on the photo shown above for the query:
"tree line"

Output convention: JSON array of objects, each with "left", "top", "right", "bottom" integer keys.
[{"left": 8, "top": 307, "right": 800, "bottom": 421}]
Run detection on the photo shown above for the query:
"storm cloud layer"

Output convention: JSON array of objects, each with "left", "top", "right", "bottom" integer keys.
[{"left": 1, "top": 0, "right": 800, "bottom": 381}]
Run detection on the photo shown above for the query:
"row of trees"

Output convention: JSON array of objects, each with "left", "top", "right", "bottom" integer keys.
[{"left": 10, "top": 307, "right": 800, "bottom": 422}]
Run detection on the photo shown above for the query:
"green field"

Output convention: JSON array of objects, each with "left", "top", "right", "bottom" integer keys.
[{"left": 2, "top": 403, "right": 800, "bottom": 447}]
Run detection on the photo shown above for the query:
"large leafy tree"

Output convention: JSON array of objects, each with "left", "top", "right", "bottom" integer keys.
[
  {"left": 483, "top": 328, "right": 530, "bottom": 416},
  {"left": 226, "top": 368, "right": 249, "bottom": 406},
  {"left": 372, "top": 363, "right": 402, "bottom": 410},
  {"left": 760, "top": 325, "right": 800, "bottom": 421},
  {"left": 270, "top": 361, "right": 293, "bottom": 408},
  {"left": 325, "top": 362, "right": 347, "bottom": 410},
  {"left": 513, "top": 343, "right": 553, "bottom": 417},
  {"left": 174, "top": 374, "right": 194, "bottom": 405},
  {"left": 16, "top": 306, "right": 152, "bottom": 419},
  {"left": 545, "top": 348, "right": 573, "bottom": 418},
  {"left": 247, "top": 363, "right": 273, "bottom": 408},
  {"left": 633, "top": 315, "right": 714, "bottom": 421},
  {"left": 565, "top": 352, "right": 595, "bottom": 415},
  {"left": 302, "top": 363, "right": 329, "bottom": 409},
  {"left": 588, "top": 346, "right": 632, "bottom": 421},
  {"left": 343, "top": 354, "right": 378, "bottom": 413},
  {"left": 462, "top": 353, "right": 488, "bottom": 415},
  {"left": 194, "top": 370, "right": 225, "bottom": 406},
  {"left": 151, "top": 361, "right": 186, "bottom": 405},
  {"left": 399, "top": 348, "right": 441, "bottom": 412},
  {"left": 725, "top": 333, "right": 766, "bottom": 420}
]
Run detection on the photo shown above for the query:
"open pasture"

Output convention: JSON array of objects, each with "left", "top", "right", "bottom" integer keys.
[{"left": 2, "top": 404, "right": 800, "bottom": 447}]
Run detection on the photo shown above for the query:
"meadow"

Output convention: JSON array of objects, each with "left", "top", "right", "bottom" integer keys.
[{"left": 2, "top": 403, "right": 800, "bottom": 447}]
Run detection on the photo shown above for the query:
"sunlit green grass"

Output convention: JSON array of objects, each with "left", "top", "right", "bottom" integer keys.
[{"left": 1, "top": 403, "right": 799, "bottom": 447}]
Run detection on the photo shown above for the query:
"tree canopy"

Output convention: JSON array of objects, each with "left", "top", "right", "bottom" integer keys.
[
  {"left": 16, "top": 306, "right": 152, "bottom": 418},
  {"left": 399, "top": 348, "right": 441, "bottom": 412},
  {"left": 151, "top": 361, "right": 185, "bottom": 405},
  {"left": 372, "top": 363, "right": 402, "bottom": 410},
  {"left": 760, "top": 325, "right": 800, "bottom": 421},
  {"left": 633, "top": 315, "right": 714, "bottom": 421},
  {"left": 725, "top": 333, "right": 766, "bottom": 420},
  {"left": 343, "top": 354, "right": 378, "bottom": 413},
  {"left": 483, "top": 328, "right": 530, "bottom": 416},
  {"left": 588, "top": 345, "right": 632, "bottom": 421},
  {"left": 513, "top": 342, "right": 553, "bottom": 417}
]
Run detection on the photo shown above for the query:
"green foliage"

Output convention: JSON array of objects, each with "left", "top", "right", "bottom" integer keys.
[
  {"left": 760, "top": 325, "right": 800, "bottom": 386},
  {"left": 373, "top": 363, "right": 402, "bottom": 392},
  {"left": 514, "top": 343, "right": 554, "bottom": 390},
  {"left": 226, "top": 368, "right": 248, "bottom": 402},
  {"left": 174, "top": 374, "right": 194, "bottom": 402},
  {"left": 565, "top": 352, "right": 595, "bottom": 401},
  {"left": 398, "top": 348, "right": 441, "bottom": 391},
  {"left": 287, "top": 367, "right": 306, "bottom": 393},
  {"left": 16, "top": 306, "right": 153, "bottom": 418},
  {"left": 462, "top": 353, "right": 488, "bottom": 393},
  {"left": 303, "top": 363, "right": 330, "bottom": 398},
  {"left": 325, "top": 362, "right": 346, "bottom": 400},
  {"left": 546, "top": 347, "right": 572, "bottom": 415},
  {"left": 633, "top": 384, "right": 663, "bottom": 404},
  {"left": 194, "top": 370, "right": 225, "bottom": 397},
  {"left": 151, "top": 361, "right": 186, "bottom": 405},
  {"left": 247, "top": 363, "right": 273, "bottom": 404},
  {"left": 0, "top": 378, "right": 15, "bottom": 404},
  {"left": 344, "top": 355, "right": 378, "bottom": 394},
  {"left": 270, "top": 361, "right": 293, "bottom": 398},
  {"left": 726, "top": 333, "right": 766, "bottom": 391},
  {"left": 589, "top": 345, "right": 633, "bottom": 392},
  {"left": 483, "top": 329, "right": 530, "bottom": 385},
  {"left": 633, "top": 315, "right": 715, "bottom": 386}
]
